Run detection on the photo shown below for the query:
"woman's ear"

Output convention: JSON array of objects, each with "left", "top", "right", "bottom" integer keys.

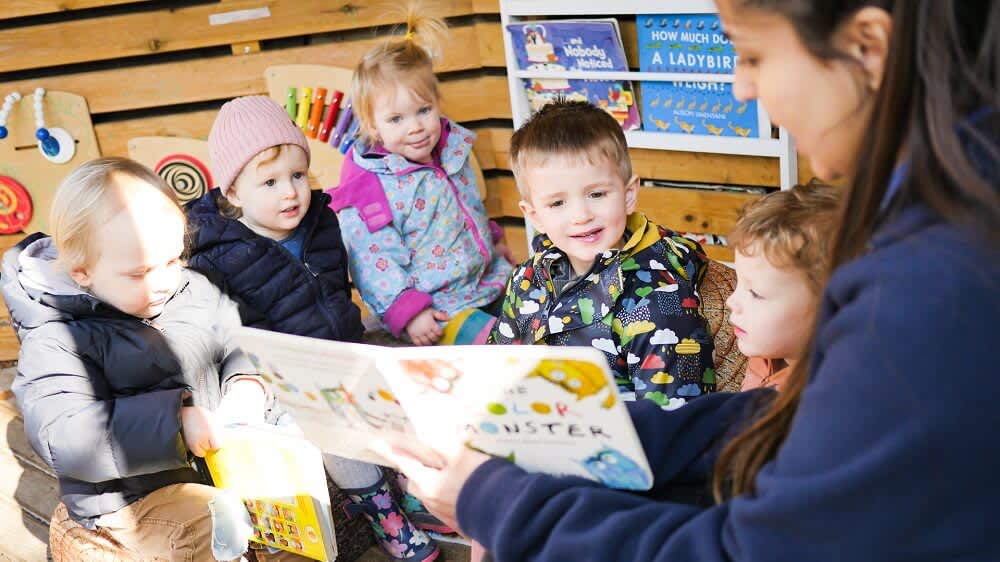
[{"left": 837, "top": 6, "right": 893, "bottom": 91}]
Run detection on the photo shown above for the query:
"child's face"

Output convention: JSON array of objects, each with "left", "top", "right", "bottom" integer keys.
[
  {"left": 726, "top": 247, "right": 818, "bottom": 361},
  {"left": 370, "top": 84, "right": 441, "bottom": 164},
  {"left": 226, "top": 145, "right": 311, "bottom": 240},
  {"left": 717, "top": 0, "right": 880, "bottom": 182},
  {"left": 70, "top": 174, "right": 185, "bottom": 319},
  {"left": 518, "top": 153, "right": 638, "bottom": 276}
]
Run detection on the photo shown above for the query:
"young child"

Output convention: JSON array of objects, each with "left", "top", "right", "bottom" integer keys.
[
  {"left": 2, "top": 157, "right": 303, "bottom": 561},
  {"left": 490, "top": 100, "right": 716, "bottom": 410},
  {"left": 187, "top": 95, "right": 363, "bottom": 343},
  {"left": 329, "top": 11, "right": 514, "bottom": 347},
  {"left": 726, "top": 180, "right": 841, "bottom": 391},
  {"left": 187, "top": 97, "right": 441, "bottom": 561}
]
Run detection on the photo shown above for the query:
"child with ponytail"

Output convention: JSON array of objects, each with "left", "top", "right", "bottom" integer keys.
[
  {"left": 327, "top": 8, "right": 517, "bottom": 558},
  {"left": 329, "top": 9, "right": 513, "bottom": 348}
]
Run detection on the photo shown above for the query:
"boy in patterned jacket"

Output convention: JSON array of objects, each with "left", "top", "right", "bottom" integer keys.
[{"left": 489, "top": 101, "right": 716, "bottom": 409}]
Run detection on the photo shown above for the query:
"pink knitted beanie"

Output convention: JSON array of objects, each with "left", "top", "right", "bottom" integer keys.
[{"left": 208, "top": 95, "right": 311, "bottom": 191}]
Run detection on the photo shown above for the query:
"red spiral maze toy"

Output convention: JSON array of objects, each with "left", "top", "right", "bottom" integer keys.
[{"left": 0, "top": 175, "right": 33, "bottom": 234}]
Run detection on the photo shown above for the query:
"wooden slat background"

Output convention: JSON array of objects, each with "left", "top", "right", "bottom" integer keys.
[{"left": 4, "top": 0, "right": 150, "bottom": 20}]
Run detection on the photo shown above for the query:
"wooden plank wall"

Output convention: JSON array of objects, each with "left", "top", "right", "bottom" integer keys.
[{"left": 0, "top": 0, "right": 815, "bottom": 264}]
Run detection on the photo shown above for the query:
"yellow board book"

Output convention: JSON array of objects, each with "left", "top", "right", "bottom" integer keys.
[{"left": 204, "top": 423, "right": 338, "bottom": 561}]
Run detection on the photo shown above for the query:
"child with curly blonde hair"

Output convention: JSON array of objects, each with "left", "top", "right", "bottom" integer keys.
[{"left": 726, "top": 180, "right": 842, "bottom": 391}]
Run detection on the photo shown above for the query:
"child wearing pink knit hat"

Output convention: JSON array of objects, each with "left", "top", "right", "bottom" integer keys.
[
  {"left": 186, "top": 95, "right": 441, "bottom": 561},
  {"left": 188, "top": 95, "right": 363, "bottom": 342}
]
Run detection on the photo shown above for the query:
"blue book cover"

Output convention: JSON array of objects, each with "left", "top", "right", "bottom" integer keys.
[
  {"left": 636, "top": 14, "right": 736, "bottom": 73},
  {"left": 506, "top": 20, "right": 641, "bottom": 130},
  {"left": 640, "top": 81, "right": 759, "bottom": 138}
]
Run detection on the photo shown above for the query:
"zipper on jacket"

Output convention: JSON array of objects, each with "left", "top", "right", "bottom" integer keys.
[
  {"left": 299, "top": 195, "right": 323, "bottom": 257},
  {"left": 268, "top": 231, "right": 344, "bottom": 336},
  {"left": 137, "top": 288, "right": 217, "bottom": 410},
  {"left": 542, "top": 250, "right": 614, "bottom": 301}
]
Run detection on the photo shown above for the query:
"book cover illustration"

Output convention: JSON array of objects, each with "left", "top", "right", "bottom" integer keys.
[
  {"left": 233, "top": 328, "right": 654, "bottom": 491},
  {"left": 636, "top": 14, "right": 736, "bottom": 73},
  {"left": 506, "top": 20, "right": 641, "bottom": 130},
  {"left": 204, "top": 423, "right": 337, "bottom": 561},
  {"left": 640, "top": 80, "right": 759, "bottom": 138},
  {"left": 379, "top": 349, "right": 653, "bottom": 490}
]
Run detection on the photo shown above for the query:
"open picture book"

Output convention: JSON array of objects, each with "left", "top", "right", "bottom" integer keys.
[{"left": 232, "top": 326, "right": 654, "bottom": 492}]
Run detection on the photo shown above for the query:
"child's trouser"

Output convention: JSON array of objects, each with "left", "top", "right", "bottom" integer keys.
[
  {"left": 95, "top": 482, "right": 310, "bottom": 561},
  {"left": 322, "top": 453, "right": 382, "bottom": 490}
]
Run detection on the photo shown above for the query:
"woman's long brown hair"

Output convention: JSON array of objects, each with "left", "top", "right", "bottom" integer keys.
[{"left": 714, "top": 0, "right": 1000, "bottom": 501}]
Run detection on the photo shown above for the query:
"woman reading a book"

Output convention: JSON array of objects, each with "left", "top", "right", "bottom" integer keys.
[{"left": 375, "top": 0, "right": 1000, "bottom": 560}]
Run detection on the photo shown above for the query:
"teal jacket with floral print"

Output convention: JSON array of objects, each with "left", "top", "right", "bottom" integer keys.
[{"left": 488, "top": 213, "right": 716, "bottom": 409}]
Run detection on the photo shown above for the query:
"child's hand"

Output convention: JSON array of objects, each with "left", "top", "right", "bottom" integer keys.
[
  {"left": 181, "top": 404, "right": 221, "bottom": 457},
  {"left": 406, "top": 308, "right": 449, "bottom": 346},
  {"left": 216, "top": 378, "right": 267, "bottom": 425},
  {"left": 494, "top": 241, "right": 516, "bottom": 265}
]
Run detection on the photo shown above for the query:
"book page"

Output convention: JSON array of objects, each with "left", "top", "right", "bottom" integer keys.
[
  {"left": 378, "top": 345, "right": 653, "bottom": 490},
  {"left": 234, "top": 328, "right": 424, "bottom": 465}
]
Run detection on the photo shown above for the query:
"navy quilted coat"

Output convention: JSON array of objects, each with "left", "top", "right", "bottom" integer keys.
[{"left": 186, "top": 189, "right": 363, "bottom": 342}]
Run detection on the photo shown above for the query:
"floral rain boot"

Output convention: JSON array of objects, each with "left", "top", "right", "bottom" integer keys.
[
  {"left": 396, "top": 473, "right": 456, "bottom": 535},
  {"left": 342, "top": 477, "right": 441, "bottom": 561}
]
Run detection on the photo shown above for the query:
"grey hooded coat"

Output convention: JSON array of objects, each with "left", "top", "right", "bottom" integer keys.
[{"left": 1, "top": 233, "right": 257, "bottom": 528}]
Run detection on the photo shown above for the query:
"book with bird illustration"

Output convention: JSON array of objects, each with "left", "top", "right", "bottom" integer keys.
[
  {"left": 637, "top": 13, "right": 736, "bottom": 74},
  {"left": 505, "top": 19, "right": 641, "bottom": 131},
  {"left": 639, "top": 80, "right": 759, "bottom": 137},
  {"left": 232, "top": 326, "right": 654, "bottom": 491},
  {"left": 636, "top": 13, "right": 759, "bottom": 138}
]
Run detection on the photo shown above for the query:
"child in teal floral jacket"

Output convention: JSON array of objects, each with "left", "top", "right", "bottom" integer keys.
[{"left": 489, "top": 101, "right": 716, "bottom": 409}]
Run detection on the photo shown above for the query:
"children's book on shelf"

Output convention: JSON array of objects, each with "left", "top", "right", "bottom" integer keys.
[
  {"left": 204, "top": 423, "right": 337, "bottom": 561},
  {"left": 636, "top": 14, "right": 736, "bottom": 74},
  {"left": 636, "top": 13, "right": 760, "bottom": 138},
  {"left": 640, "top": 80, "right": 758, "bottom": 137},
  {"left": 233, "top": 326, "right": 655, "bottom": 492},
  {"left": 505, "top": 19, "right": 641, "bottom": 131}
]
